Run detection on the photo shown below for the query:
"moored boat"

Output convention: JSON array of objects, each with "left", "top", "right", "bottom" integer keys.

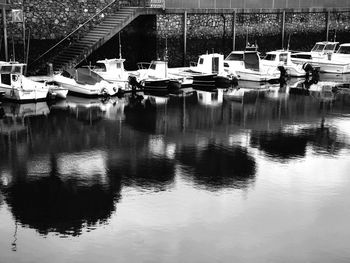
[
  {"left": 225, "top": 51, "right": 281, "bottom": 82},
  {"left": 0, "top": 61, "right": 49, "bottom": 102},
  {"left": 53, "top": 68, "right": 120, "bottom": 97}
]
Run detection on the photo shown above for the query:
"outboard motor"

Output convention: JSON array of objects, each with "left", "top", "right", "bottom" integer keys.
[
  {"left": 128, "top": 75, "right": 143, "bottom": 91},
  {"left": 278, "top": 65, "right": 287, "bottom": 85}
]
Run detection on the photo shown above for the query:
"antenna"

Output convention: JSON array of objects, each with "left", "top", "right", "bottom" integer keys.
[
  {"left": 118, "top": 32, "right": 122, "bottom": 59},
  {"left": 334, "top": 29, "right": 337, "bottom": 42},
  {"left": 246, "top": 28, "right": 249, "bottom": 47}
]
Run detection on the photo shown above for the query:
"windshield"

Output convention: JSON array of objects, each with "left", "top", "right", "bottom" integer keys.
[
  {"left": 311, "top": 44, "right": 325, "bottom": 52},
  {"left": 225, "top": 53, "right": 244, "bottom": 61},
  {"left": 337, "top": 46, "right": 350, "bottom": 54},
  {"left": 264, "top": 54, "right": 276, "bottom": 61},
  {"left": 324, "top": 44, "right": 336, "bottom": 52}
]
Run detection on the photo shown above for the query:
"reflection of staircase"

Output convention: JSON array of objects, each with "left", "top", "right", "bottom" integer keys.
[{"left": 50, "top": 7, "right": 155, "bottom": 71}]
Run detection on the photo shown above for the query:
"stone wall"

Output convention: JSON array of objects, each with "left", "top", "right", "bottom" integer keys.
[
  {"left": 157, "top": 11, "right": 350, "bottom": 67},
  {"left": 8, "top": 0, "right": 116, "bottom": 40}
]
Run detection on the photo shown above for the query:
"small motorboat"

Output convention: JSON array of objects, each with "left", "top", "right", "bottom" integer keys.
[
  {"left": 225, "top": 50, "right": 281, "bottom": 82},
  {"left": 91, "top": 58, "right": 131, "bottom": 92},
  {"left": 291, "top": 41, "right": 339, "bottom": 65},
  {"left": 53, "top": 68, "right": 120, "bottom": 97},
  {"left": 0, "top": 61, "right": 49, "bottom": 101},
  {"left": 261, "top": 50, "right": 310, "bottom": 77},
  {"left": 130, "top": 59, "right": 183, "bottom": 92},
  {"left": 169, "top": 53, "right": 238, "bottom": 89},
  {"left": 312, "top": 43, "right": 350, "bottom": 74}
]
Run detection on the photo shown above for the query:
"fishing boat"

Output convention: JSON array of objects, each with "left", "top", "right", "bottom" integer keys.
[
  {"left": 0, "top": 61, "right": 49, "bottom": 101},
  {"left": 261, "top": 50, "right": 308, "bottom": 77},
  {"left": 168, "top": 53, "right": 237, "bottom": 89},
  {"left": 130, "top": 59, "right": 183, "bottom": 92},
  {"left": 53, "top": 68, "right": 120, "bottom": 97},
  {"left": 290, "top": 41, "right": 339, "bottom": 65},
  {"left": 225, "top": 51, "right": 281, "bottom": 82},
  {"left": 91, "top": 58, "right": 131, "bottom": 92},
  {"left": 312, "top": 43, "right": 350, "bottom": 74}
]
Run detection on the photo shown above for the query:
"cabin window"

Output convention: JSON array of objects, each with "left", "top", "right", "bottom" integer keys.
[
  {"left": 1, "top": 74, "right": 11, "bottom": 85},
  {"left": 325, "top": 44, "right": 336, "bottom": 52},
  {"left": 199, "top": 58, "right": 204, "bottom": 65},
  {"left": 150, "top": 63, "right": 156, "bottom": 70},
  {"left": 94, "top": 63, "right": 106, "bottom": 72},
  {"left": 337, "top": 46, "right": 350, "bottom": 54},
  {"left": 1, "top": 66, "right": 12, "bottom": 73},
  {"left": 226, "top": 53, "right": 244, "bottom": 61},
  {"left": 311, "top": 44, "right": 325, "bottom": 52},
  {"left": 279, "top": 53, "right": 288, "bottom": 63},
  {"left": 264, "top": 54, "right": 276, "bottom": 61},
  {"left": 291, "top": 54, "right": 311, "bottom": 59},
  {"left": 13, "top": 66, "right": 22, "bottom": 74},
  {"left": 62, "top": 70, "right": 73, "bottom": 78},
  {"left": 116, "top": 63, "right": 121, "bottom": 69},
  {"left": 224, "top": 62, "right": 229, "bottom": 67}
]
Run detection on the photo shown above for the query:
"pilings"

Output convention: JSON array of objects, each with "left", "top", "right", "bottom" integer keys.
[{"left": 183, "top": 11, "right": 187, "bottom": 66}]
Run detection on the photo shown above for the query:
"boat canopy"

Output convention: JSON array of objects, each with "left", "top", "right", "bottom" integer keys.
[{"left": 63, "top": 68, "right": 104, "bottom": 85}]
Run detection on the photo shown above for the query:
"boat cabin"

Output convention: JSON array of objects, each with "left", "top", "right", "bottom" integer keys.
[
  {"left": 0, "top": 62, "right": 26, "bottom": 86},
  {"left": 193, "top": 53, "right": 225, "bottom": 75},
  {"left": 262, "top": 50, "right": 293, "bottom": 66},
  {"left": 224, "top": 51, "right": 261, "bottom": 73},
  {"left": 142, "top": 60, "right": 169, "bottom": 79},
  {"left": 291, "top": 41, "right": 339, "bottom": 61},
  {"left": 94, "top": 58, "right": 126, "bottom": 74}
]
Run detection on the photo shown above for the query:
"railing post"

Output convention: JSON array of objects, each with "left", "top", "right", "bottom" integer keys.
[
  {"left": 232, "top": 10, "right": 236, "bottom": 51},
  {"left": 326, "top": 11, "right": 330, "bottom": 41},
  {"left": 183, "top": 11, "right": 187, "bottom": 66},
  {"left": 281, "top": 10, "right": 286, "bottom": 49}
]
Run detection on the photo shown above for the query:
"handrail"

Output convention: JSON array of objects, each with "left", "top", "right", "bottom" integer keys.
[{"left": 29, "top": 0, "right": 119, "bottom": 67}]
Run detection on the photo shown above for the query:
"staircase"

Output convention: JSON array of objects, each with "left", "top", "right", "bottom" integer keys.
[{"left": 49, "top": 7, "right": 146, "bottom": 71}]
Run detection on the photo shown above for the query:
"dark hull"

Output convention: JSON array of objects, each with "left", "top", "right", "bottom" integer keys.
[{"left": 192, "top": 74, "right": 217, "bottom": 91}]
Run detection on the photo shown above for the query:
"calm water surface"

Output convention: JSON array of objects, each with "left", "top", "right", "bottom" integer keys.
[{"left": 1, "top": 77, "right": 350, "bottom": 262}]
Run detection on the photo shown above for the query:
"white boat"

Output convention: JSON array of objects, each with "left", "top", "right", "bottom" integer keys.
[
  {"left": 313, "top": 44, "right": 350, "bottom": 74},
  {"left": 0, "top": 62, "right": 49, "bottom": 101},
  {"left": 168, "top": 53, "right": 237, "bottom": 88},
  {"left": 91, "top": 58, "right": 131, "bottom": 92},
  {"left": 53, "top": 68, "right": 120, "bottom": 97},
  {"left": 225, "top": 51, "right": 281, "bottom": 82},
  {"left": 261, "top": 50, "right": 307, "bottom": 77},
  {"left": 131, "top": 60, "right": 183, "bottom": 91},
  {"left": 290, "top": 41, "right": 339, "bottom": 65}
]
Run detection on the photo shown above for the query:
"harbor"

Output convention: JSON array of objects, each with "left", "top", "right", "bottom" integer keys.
[{"left": 1, "top": 0, "right": 350, "bottom": 262}]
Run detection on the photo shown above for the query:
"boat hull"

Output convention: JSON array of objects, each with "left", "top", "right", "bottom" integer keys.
[{"left": 0, "top": 85, "right": 49, "bottom": 102}]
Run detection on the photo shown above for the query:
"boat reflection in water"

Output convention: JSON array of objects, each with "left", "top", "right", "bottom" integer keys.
[{"left": 1, "top": 76, "right": 350, "bottom": 262}]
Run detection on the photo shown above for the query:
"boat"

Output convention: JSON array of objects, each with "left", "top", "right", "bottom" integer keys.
[
  {"left": 0, "top": 61, "right": 49, "bottom": 102},
  {"left": 290, "top": 41, "right": 339, "bottom": 65},
  {"left": 91, "top": 58, "right": 131, "bottom": 92},
  {"left": 225, "top": 50, "right": 281, "bottom": 82},
  {"left": 168, "top": 53, "right": 237, "bottom": 89},
  {"left": 53, "top": 68, "right": 120, "bottom": 97},
  {"left": 261, "top": 50, "right": 308, "bottom": 77},
  {"left": 130, "top": 59, "right": 183, "bottom": 92},
  {"left": 311, "top": 43, "right": 350, "bottom": 74}
]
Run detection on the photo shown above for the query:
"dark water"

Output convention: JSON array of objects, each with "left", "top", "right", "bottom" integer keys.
[{"left": 1, "top": 77, "right": 350, "bottom": 262}]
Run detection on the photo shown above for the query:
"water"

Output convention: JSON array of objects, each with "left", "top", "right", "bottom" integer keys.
[{"left": 1, "top": 77, "right": 350, "bottom": 262}]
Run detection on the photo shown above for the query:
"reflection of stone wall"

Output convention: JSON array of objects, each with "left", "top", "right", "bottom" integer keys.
[{"left": 157, "top": 10, "right": 350, "bottom": 67}]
